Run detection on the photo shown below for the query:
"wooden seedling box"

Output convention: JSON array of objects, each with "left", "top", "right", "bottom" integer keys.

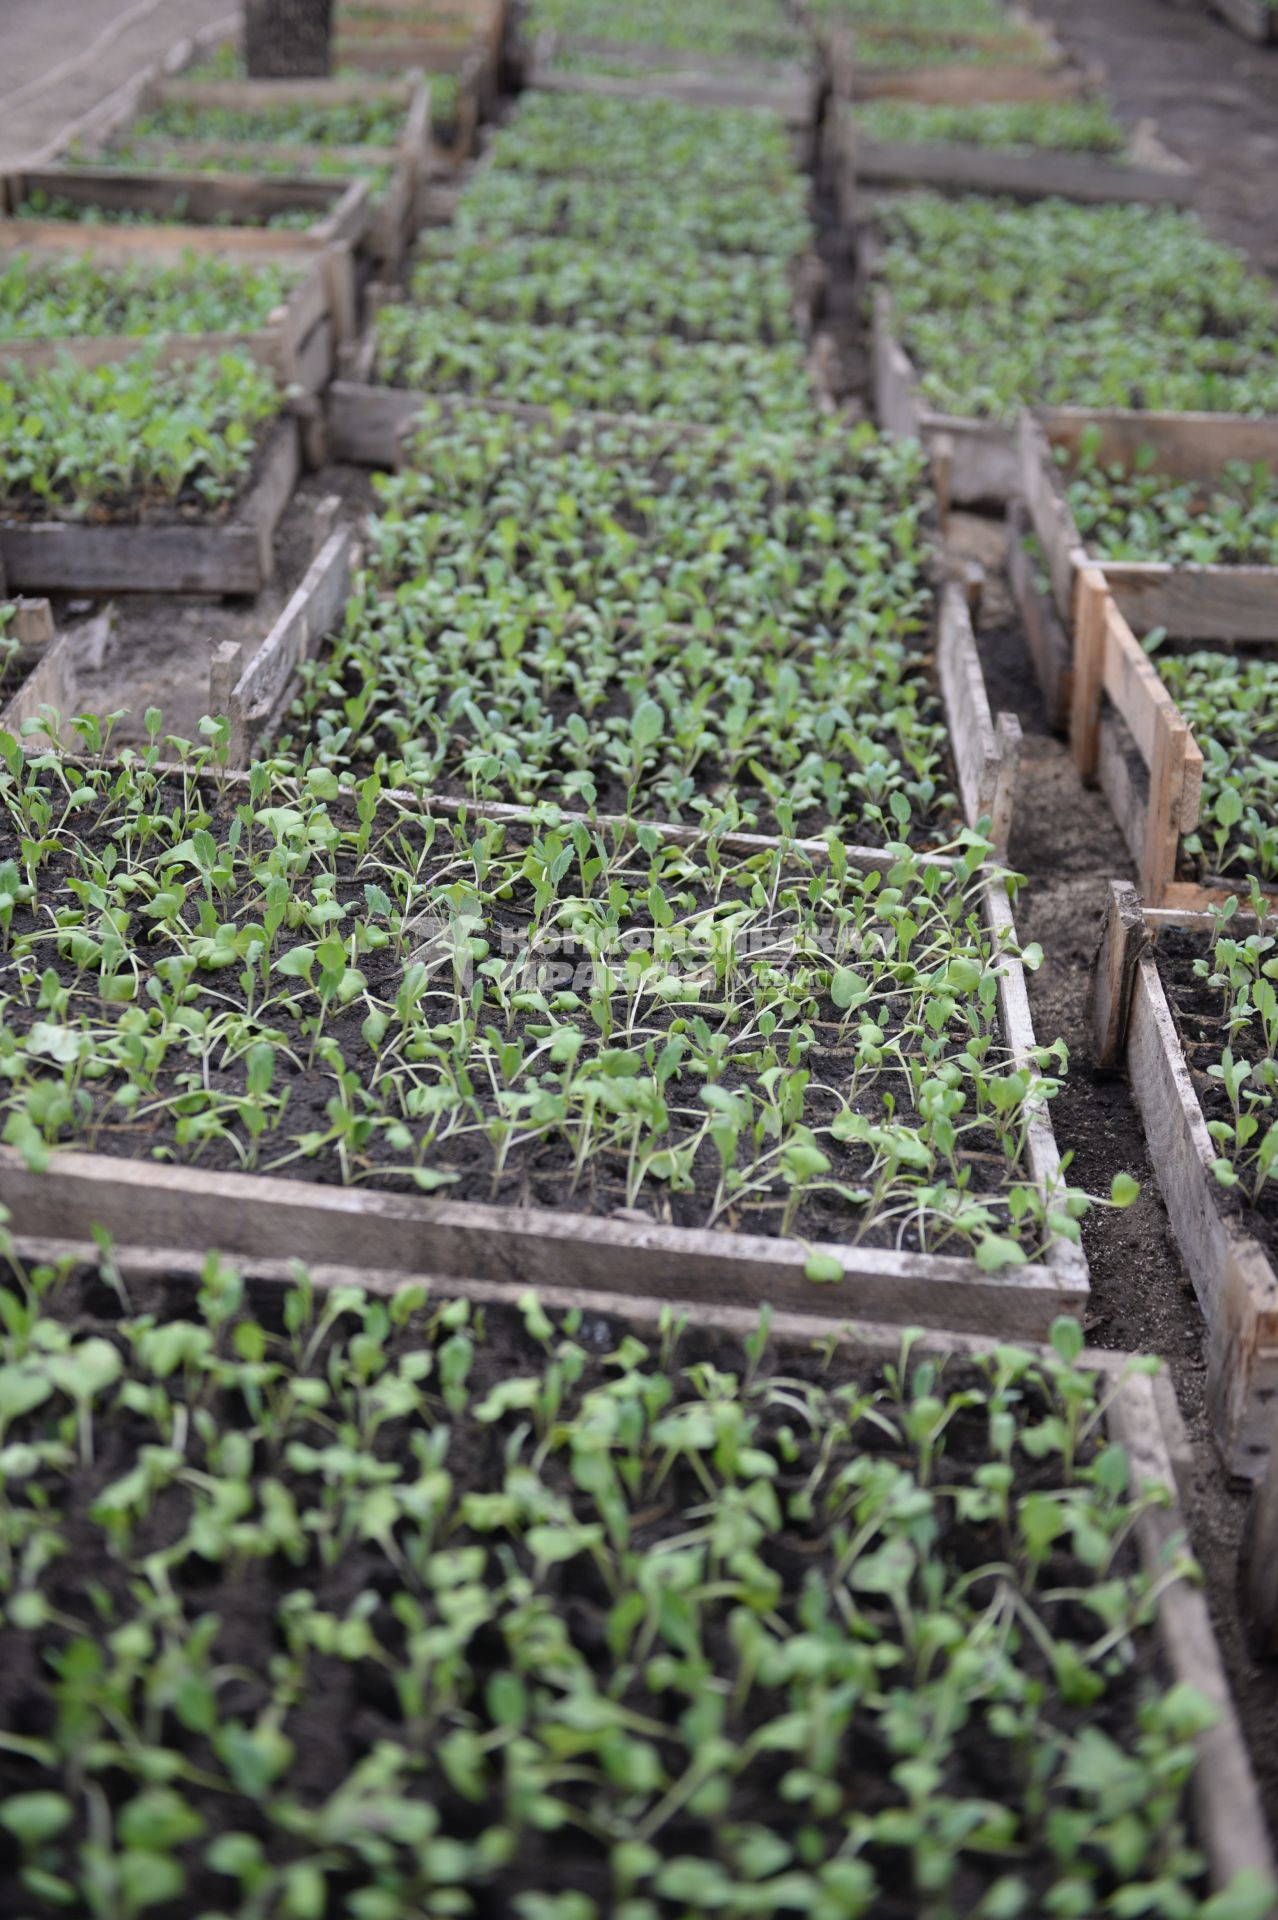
[
  {"left": 6, "top": 1231, "right": 1276, "bottom": 1899},
  {"left": 833, "top": 103, "right": 1194, "bottom": 212},
  {"left": 122, "top": 71, "right": 434, "bottom": 267},
  {"left": 207, "top": 443, "right": 1022, "bottom": 855},
  {"left": 1, "top": 162, "right": 371, "bottom": 264},
  {"left": 1020, "top": 409, "right": 1278, "bottom": 642},
  {"left": 1070, "top": 570, "right": 1204, "bottom": 906},
  {"left": 872, "top": 286, "right": 1022, "bottom": 506},
  {"left": 0, "top": 417, "right": 301, "bottom": 597},
  {"left": 1207, "top": 0, "right": 1278, "bottom": 41},
  {"left": 0, "top": 250, "right": 341, "bottom": 394},
  {"left": 0, "top": 600, "right": 76, "bottom": 747},
  {"left": 1243, "top": 1405, "right": 1278, "bottom": 1650},
  {"left": 1090, "top": 880, "right": 1278, "bottom": 1478},
  {"left": 0, "top": 824, "right": 1081, "bottom": 1338},
  {"left": 1006, "top": 498, "right": 1074, "bottom": 736}
]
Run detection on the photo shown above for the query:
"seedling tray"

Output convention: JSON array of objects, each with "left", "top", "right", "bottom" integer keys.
[
  {"left": 526, "top": 31, "right": 817, "bottom": 126},
  {"left": 0, "top": 781, "right": 1077, "bottom": 1339},
  {"left": 1007, "top": 497, "right": 1074, "bottom": 736},
  {"left": 3, "top": 1236, "right": 1272, "bottom": 1905},
  {"left": 823, "top": 17, "right": 1094, "bottom": 106},
  {"left": 0, "top": 250, "right": 340, "bottom": 394},
  {"left": 1091, "top": 881, "right": 1278, "bottom": 1477},
  {"left": 1, "top": 162, "right": 371, "bottom": 262},
  {"left": 833, "top": 102, "right": 1195, "bottom": 211},
  {"left": 0, "top": 600, "right": 75, "bottom": 746},
  {"left": 1021, "top": 409, "right": 1278, "bottom": 641},
  {"left": 0, "top": 417, "right": 300, "bottom": 596}
]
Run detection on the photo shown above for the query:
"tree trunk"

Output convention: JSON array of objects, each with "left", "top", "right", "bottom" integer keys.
[{"left": 243, "top": 0, "right": 334, "bottom": 78}]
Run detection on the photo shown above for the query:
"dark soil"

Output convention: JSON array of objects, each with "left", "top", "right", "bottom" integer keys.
[{"left": 0, "top": 1274, "right": 1183, "bottom": 1920}]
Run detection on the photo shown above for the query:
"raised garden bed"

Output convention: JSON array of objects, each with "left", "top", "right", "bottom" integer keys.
[
  {"left": 483, "top": 85, "right": 809, "bottom": 180},
  {"left": 0, "top": 1237, "right": 1271, "bottom": 1914},
  {"left": 834, "top": 97, "right": 1195, "bottom": 209},
  {"left": 0, "top": 248, "right": 340, "bottom": 394},
  {"left": 823, "top": 15, "right": 1095, "bottom": 105},
  {"left": 1091, "top": 881, "right": 1278, "bottom": 1478},
  {"left": 86, "top": 70, "right": 433, "bottom": 267},
  {"left": 0, "top": 731, "right": 1082, "bottom": 1334},
  {"left": 527, "top": 28, "right": 817, "bottom": 123},
  {"left": 1020, "top": 409, "right": 1278, "bottom": 641},
  {"left": 0, "top": 353, "right": 299, "bottom": 596},
  {"left": 869, "top": 195, "right": 1278, "bottom": 505},
  {"left": 0, "top": 599, "right": 74, "bottom": 746}
]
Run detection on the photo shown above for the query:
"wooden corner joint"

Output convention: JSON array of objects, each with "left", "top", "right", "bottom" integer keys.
[{"left": 1087, "top": 878, "right": 1152, "bottom": 1069}]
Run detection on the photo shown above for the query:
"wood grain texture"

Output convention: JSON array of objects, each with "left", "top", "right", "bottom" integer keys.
[
  {"left": 1006, "top": 499, "right": 1072, "bottom": 734},
  {"left": 1087, "top": 878, "right": 1150, "bottom": 1068},
  {"left": 1127, "top": 946, "right": 1278, "bottom": 1477},
  {"left": 1242, "top": 1426, "right": 1278, "bottom": 1651},
  {"left": 936, "top": 581, "right": 1021, "bottom": 854},
  {"left": 849, "top": 132, "right": 1193, "bottom": 206},
  {"left": 225, "top": 514, "right": 352, "bottom": 763},
  {"left": 870, "top": 295, "right": 1019, "bottom": 502}
]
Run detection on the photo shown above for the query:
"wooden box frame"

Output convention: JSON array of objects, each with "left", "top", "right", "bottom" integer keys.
[
  {"left": 6, "top": 1232, "right": 1275, "bottom": 1902},
  {"left": 872, "top": 286, "right": 1022, "bottom": 505},
  {"left": 1091, "top": 881, "right": 1278, "bottom": 1478},
  {"left": 823, "top": 16, "right": 1095, "bottom": 106},
  {"left": 0, "top": 418, "right": 301, "bottom": 597},
  {"left": 834, "top": 101, "right": 1194, "bottom": 212},
  {"left": 526, "top": 29, "right": 817, "bottom": 126},
  {"left": 0, "top": 819, "right": 1081, "bottom": 1337},
  {"left": 114, "top": 70, "right": 434, "bottom": 267},
  {"left": 0, "top": 251, "right": 342, "bottom": 395},
  {"left": 0, "top": 600, "right": 76, "bottom": 746},
  {"left": 1020, "top": 409, "right": 1278, "bottom": 641}
]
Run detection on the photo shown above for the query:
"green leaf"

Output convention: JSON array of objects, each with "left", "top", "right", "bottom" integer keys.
[{"left": 1110, "top": 1172, "right": 1139, "bottom": 1207}]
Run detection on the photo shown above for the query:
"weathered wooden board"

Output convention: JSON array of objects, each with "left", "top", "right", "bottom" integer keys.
[
  {"left": 524, "top": 50, "right": 814, "bottom": 125},
  {"left": 1242, "top": 1410, "right": 1278, "bottom": 1650},
  {"left": 937, "top": 581, "right": 1021, "bottom": 853},
  {"left": 217, "top": 508, "right": 352, "bottom": 764},
  {"left": 0, "top": 600, "right": 75, "bottom": 746},
  {"left": 839, "top": 113, "right": 1193, "bottom": 209},
  {"left": 1021, "top": 410, "right": 1278, "bottom": 641},
  {"left": 1071, "top": 570, "right": 1203, "bottom": 905},
  {"left": 1097, "top": 897, "right": 1278, "bottom": 1477},
  {"left": 0, "top": 419, "right": 300, "bottom": 596},
  {"left": 871, "top": 290, "right": 1020, "bottom": 504},
  {"left": 1006, "top": 499, "right": 1073, "bottom": 735}
]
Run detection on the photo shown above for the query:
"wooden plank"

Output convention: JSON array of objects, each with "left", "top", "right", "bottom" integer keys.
[
  {"left": 871, "top": 292, "right": 1020, "bottom": 502},
  {"left": 0, "top": 1144, "right": 1082, "bottom": 1337},
  {"left": 1107, "top": 1367, "right": 1277, "bottom": 1886},
  {"left": 225, "top": 515, "right": 353, "bottom": 763},
  {"left": 1097, "top": 710, "right": 1146, "bottom": 876},
  {"left": 1100, "top": 564, "right": 1278, "bottom": 643},
  {"left": 0, "top": 420, "right": 298, "bottom": 596},
  {"left": 1019, "top": 411, "right": 1086, "bottom": 626},
  {"left": 936, "top": 582, "right": 1021, "bottom": 854},
  {"left": 1127, "top": 945, "right": 1278, "bottom": 1476},
  {"left": 851, "top": 63, "right": 1096, "bottom": 105},
  {"left": 849, "top": 132, "right": 1195, "bottom": 207},
  {"left": 152, "top": 75, "right": 418, "bottom": 110},
  {"left": 0, "top": 604, "right": 76, "bottom": 746},
  {"left": 10, "top": 163, "right": 345, "bottom": 224},
  {"left": 1006, "top": 499, "right": 1072, "bottom": 734},
  {"left": 1208, "top": 0, "right": 1278, "bottom": 41},
  {"left": 526, "top": 67, "right": 812, "bottom": 124},
  {"left": 1242, "top": 1418, "right": 1278, "bottom": 1652},
  {"left": 1088, "top": 878, "right": 1152, "bottom": 1068},
  {"left": 1070, "top": 566, "right": 1109, "bottom": 782}
]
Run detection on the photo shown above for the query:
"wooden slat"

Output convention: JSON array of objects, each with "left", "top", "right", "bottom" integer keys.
[
  {"left": 936, "top": 582, "right": 1021, "bottom": 853},
  {"left": 152, "top": 75, "right": 417, "bottom": 109},
  {"left": 870, "top": 292, "right": 1020, "bottom": 503},
  {"left": 1087, "top": 878, "right": 1151, "bottom": 1068},
  {"left": 851, "top": 63, "right": 1095, "bottom": 105},
  {"left": 1006, "top": 498, "right": 1072, "bottom": 735},
  {"left": 1127, "top": 947, "right": 1278, "bottom": 1475},
  {"left": 225, "top": 515, "right": 353, "bottom": 764},
  {"left": 850, "top": 133, "right": 1194, "bottom": 207},
  {"left": 1070, "top": 566, "right": 1109, "bottom": 782},
  {"left": 1242, "top": 1423, "right": 1278, "bottom": 1651},
  {"left": 528, "top": 66, "right": 812, "bottom": 124},
  {"left": 0, "top": 606, "right": 75, "bottom": 746}
]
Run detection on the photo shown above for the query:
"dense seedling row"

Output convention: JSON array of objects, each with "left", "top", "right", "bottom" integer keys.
[
  {"left": 0, "top": 352, "right": 280, "bottom": 518},
  {"left": 0, "top": 251, "right": 297, "bottom": 343},
  {"left": 290, "top": 406, "right": 954, "bottom": 840},
  {"left": 483, "top": 93, "right": 800, "bottom": 185},
  {"left": 525, "top": 0, "right": 807, "bottom": 63},
  {"left": 808, "top": 0, "right": 1012, "bottom": 24},
  {"left": 122, "top": 95, "right": 411, "bottom": 148},
  {"left": 62, "top": 146, "right": 394, "bottom": 193},
  {"left": 1059, "top": 433, "right": 1278, "bottom": 568},
  {"left": 1146, "top": 641, "right": 1278, "bottom": 883},
  {"left": 410, "top": 233, "right": 802, "bottom": 345},
  {"left": 853, "top": 99, "right": 1128, "bottom": 154},
  {"left": 0, "top": 1263, "right": 1267, "bottom": 1920},
  {"left": 876, "top": 196, "right": 1278, "bottom": 421},
  {"left": 0, "top": 740, "right": 1087, "bottom": 1267},
  {"left": 450, "top": 169, "right": 813, "bottom": 261}
]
